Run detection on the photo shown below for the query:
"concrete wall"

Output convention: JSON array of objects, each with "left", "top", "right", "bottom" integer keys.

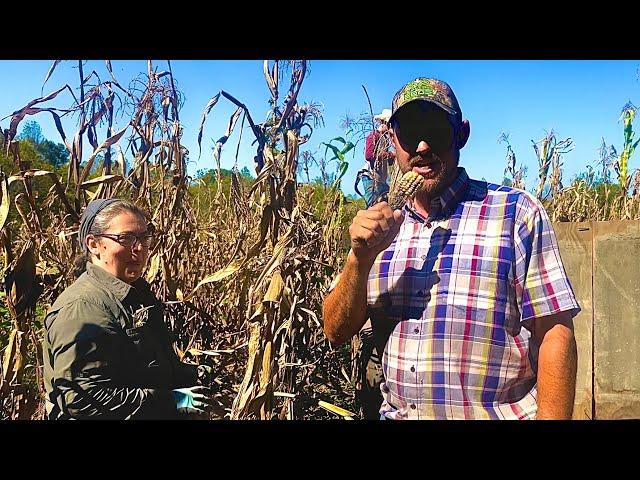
[
  {"left": 554, "top": 220, "right": 640, "bottom": 419},
  {"left": 554, "top": 222, "right": 593, "bottom": 419}
]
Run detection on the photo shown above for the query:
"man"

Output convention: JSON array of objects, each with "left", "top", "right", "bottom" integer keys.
[
  {"left": 356, "top": 109, "right": 396, "bottom": 207},
  {"left": 323, "top": 78, "right": 580, "bottom": 419}
]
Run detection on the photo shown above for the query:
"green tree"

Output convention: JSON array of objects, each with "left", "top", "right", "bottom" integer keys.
[
  {"left": 240, "top": 166, "right": 253, "bottom": 179},
  {"left": 36, "top": 140, "right": 69, "bottom": 168},
  {"left": 17, "top": 120, "right": 44, "bottom": 144}
]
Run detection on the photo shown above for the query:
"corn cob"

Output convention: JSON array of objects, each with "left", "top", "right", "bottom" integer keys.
[{"left": 388, "top": 171, "right": 423, "bottom": 210}]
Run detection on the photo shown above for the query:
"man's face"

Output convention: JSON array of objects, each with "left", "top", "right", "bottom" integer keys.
[
  {"left": 391, "top": 101, "right": 463, "bottom": 199},
  {"left": 377, "top": 122, "right": 389, "bottom": 133}
]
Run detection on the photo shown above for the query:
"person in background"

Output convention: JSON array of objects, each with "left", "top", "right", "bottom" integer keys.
[{"left": 356, "top": 109, "right": 396, "bottom": 207}]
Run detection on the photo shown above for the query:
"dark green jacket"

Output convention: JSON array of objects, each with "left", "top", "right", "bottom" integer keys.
[{"left": 43, "top": 262, "right": 197, "bottom": 420}]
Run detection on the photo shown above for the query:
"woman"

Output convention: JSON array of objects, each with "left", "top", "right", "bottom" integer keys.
[{"left": 43, "top": 199, "right": 212, "bottom": 419}]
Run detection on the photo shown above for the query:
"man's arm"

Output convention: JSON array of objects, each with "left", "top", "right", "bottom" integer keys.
[
  {"left": 323, "top": 202, "right": 403, "bottom": 346},
  {"left": 323, "top": 252, "right": 371, "bottom": 346},
  {"left": 533, "top": 310, "right": 577, "bottom": 420},
  {"left": 513, "top": 194, "right": 581, "bottom": 419}
]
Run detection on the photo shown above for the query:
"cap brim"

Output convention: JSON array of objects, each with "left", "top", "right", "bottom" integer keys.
[{"left": 390, "top": 98, "right": 457, "bottom": 122}]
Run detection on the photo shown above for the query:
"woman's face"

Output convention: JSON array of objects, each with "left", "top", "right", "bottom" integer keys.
[{"left": 87, "top": 211, "right": 151, "bottom": 284}]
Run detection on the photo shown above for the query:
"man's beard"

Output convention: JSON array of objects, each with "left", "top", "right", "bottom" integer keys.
[{"left": 406, "top": 152, "right": 454, "bottom": 198}]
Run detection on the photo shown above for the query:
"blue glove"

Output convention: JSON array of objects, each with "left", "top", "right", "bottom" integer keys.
[{"left": 173, "top": 386, "right": 213, "bottom": 415}]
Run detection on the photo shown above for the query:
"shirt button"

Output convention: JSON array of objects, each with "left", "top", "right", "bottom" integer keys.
[
  {"left": 421, "top": 255, "right": 427, "bottom": 260},
  {"left": 410, "top": 366, "right": 415, "bottom": 372},
  {"left": 417, "top": 290, "right": 424, "bottom": 297},
  {"left": 411, "top": 404, "right": 417, "bottom": 410},
  {"left": 414, "top": 328, "right": 419, "bottom": 334}
]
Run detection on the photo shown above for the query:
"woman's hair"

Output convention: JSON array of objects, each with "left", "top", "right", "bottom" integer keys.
[{"left": 73, "top": 200, "right": 150, "bottom": 278}]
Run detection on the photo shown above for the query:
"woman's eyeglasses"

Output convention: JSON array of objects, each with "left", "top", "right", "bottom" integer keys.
[{"left": 94, "top": 232, "right": 155, "bottom": 249}]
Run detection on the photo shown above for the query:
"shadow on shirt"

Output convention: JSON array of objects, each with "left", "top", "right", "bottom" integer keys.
[{"left": 369, "top": 226, "right": 452, "bottom": 351}]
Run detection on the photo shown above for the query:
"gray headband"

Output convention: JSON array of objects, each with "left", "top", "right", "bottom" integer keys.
[{"left": 78, "top": 199, "right": 119, "bottom": 254}]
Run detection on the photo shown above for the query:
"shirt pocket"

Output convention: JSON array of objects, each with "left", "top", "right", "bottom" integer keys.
[{"left": 447, "top": 273, "right": 521, "bottom": 338}]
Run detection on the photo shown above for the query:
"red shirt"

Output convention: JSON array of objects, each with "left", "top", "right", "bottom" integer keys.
[{"left": 365, "top": 130, "right": 382, "bottom": 164}]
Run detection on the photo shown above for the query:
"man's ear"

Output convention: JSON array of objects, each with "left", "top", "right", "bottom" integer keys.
[{"left": 457, "top": 120, "right": 470, "bottom": 149}]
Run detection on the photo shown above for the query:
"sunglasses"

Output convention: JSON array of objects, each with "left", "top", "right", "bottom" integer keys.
[
  {"left": 95, "top": 232, "right": 155, "bottom": 249},
  {"left": 392, "top": 101, "right": 457, "bottom": 154}
]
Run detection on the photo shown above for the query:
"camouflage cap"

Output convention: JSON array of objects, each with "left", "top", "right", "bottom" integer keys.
[{"left": 390, "top": 77, "right": 462, "bottom": 122}]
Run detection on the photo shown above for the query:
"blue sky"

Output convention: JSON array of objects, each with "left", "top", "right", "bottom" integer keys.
[{"left": 1, "top": 60, "right": 638, "bottom": 196}]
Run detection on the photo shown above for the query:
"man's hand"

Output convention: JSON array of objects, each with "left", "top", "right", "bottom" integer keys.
[
  {"left": 323, "top": 202, "right": 403, "bottom": 346},
  {"left": 349, "top": 202, "right": 404, "bottom": 267}
]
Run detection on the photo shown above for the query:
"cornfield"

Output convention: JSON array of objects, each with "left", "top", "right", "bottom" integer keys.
[
  {"left": 500, "top": 109, "right": 640, "bottom": 222},
  {"left": 1, "top": 60, "right": 639, "bottom": 420},
  {"left": 0, "top": 60, "right": 360, "bottom": 420}
]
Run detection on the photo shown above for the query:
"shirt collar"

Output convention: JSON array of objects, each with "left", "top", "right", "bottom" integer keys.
[
  {"left": 404, "top": 167, "right": 469, "bottom": 223},
  {"left": 86, "top": 262, "right": 148, "bottom": 301}
]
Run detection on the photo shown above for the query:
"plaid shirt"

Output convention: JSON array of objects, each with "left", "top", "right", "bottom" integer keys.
[{"left": 367, "top": 168, "right": 580, "bottom": 419}]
